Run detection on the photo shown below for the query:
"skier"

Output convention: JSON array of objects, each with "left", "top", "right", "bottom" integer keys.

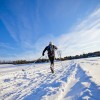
[{"left": 42, "top": 42, "right": 58, "bottom": 73}]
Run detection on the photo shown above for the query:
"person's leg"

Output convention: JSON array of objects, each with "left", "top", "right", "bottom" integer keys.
[
  {"left": 50, "top": 56, "right": 54, "bottom": 73},
  {"left": 51, "top": 56, "right": 54, "bottom": 67}
]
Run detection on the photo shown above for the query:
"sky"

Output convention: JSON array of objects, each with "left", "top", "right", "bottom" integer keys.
[{"left": 0, "top": 0, "right": 100, "bottom": 61}]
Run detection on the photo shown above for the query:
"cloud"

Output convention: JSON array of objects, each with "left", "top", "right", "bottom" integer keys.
[
  {"left": 0, "top": 42, "right": 16, "bottom": 61},
  {"left": 0, "top": 42, "right": 14, "bottom": 50},
  {"left": 56, "top": 7, "right": 100, "bottom": 57},
  {"left": 0, "top": 15, "right": 19, "bottom": 42},
  {"left": 21, "top": 7, "right": 100, "bottom": 59},
  {"left": 0, "top": 0, "right": 41, "bottom": 47},
  {"left": 1, "top": 1, "right": 100, "bottom": 60}
]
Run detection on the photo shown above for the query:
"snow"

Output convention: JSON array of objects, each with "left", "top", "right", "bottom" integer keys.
[{"left": 0, "top": 57, "right": 100, "bottom": 100}]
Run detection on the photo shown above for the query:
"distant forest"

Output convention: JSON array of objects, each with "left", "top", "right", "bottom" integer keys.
[{"left": 0, "top": 51, "right": 100, "bottom": 64}]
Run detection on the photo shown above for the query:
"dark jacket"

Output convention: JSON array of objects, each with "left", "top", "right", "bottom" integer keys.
[{"left": 42, "top": 44, "right": 57, "bottom": 57}]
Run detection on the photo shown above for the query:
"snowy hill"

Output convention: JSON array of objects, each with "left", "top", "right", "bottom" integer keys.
[{"left": 0, "top": 57, "right": 100, "bottom": 100}]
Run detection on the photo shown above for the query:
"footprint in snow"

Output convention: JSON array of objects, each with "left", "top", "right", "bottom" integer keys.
[{"left": 4, "top": 79, "right": 10, "bottom": 82}]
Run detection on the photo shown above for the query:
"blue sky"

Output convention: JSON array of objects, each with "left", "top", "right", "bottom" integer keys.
[{"left": 0, "top": 0, "right": 100, "bottom": 61}]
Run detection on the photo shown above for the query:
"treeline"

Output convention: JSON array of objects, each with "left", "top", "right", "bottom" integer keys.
[
  {"left": 0, "top": 59, "right": 49, "bottom": 64},
  {"left": 0, "top": 51, "right": 100, "bottom": 64},
  {"left": 63, "top": 51, "right": 100, "bottom": 60}
]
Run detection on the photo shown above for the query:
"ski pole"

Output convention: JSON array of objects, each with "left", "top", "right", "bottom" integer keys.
[
  {"left": 33, "top": 56, "right": 43, "bottom": 66},
  {"left": 22, "top": 56, "right": 43, "bottom": 71}
]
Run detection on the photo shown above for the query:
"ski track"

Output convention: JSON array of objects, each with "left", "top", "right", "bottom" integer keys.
[{"left": 0, "top": 57, "right": 100, "bottom": 100}]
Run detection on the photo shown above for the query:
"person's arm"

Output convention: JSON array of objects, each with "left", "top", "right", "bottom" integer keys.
[{"left": 42, "top": 47, "right": 47, "bottom": 56}]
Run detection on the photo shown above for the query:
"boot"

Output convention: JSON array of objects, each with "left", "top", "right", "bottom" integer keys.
[{"left": 50, "top": 66, "right": 54, "bottom": 73}]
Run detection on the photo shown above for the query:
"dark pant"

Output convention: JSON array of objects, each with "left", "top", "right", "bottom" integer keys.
[{"left": 48, "top": 56, "right": 54, "bottom": 65}]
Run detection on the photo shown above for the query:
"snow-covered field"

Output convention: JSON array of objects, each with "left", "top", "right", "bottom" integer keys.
[{"left": 0, "top": 57, "right": 100, "bottom": 100}]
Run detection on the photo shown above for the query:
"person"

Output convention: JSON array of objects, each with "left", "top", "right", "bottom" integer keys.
[{"left": 42, "top": 42, "right": 58, "bottom": 73}]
